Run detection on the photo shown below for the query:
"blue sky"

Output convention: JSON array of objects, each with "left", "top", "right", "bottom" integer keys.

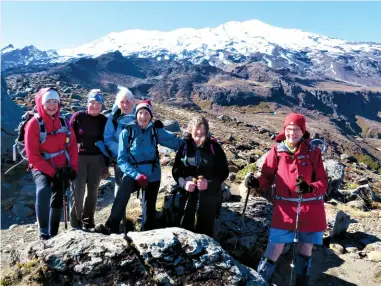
[{"left": 2, "top": 1, "right": 381, "bottom": 51}]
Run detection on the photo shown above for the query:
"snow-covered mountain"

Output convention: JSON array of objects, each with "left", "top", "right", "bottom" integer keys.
[
  {"left": 1, "top": 45, "right": 69, "bottom": 70},
  {"left": 3, "top": 20, "right": 381, "bottom": 86}
]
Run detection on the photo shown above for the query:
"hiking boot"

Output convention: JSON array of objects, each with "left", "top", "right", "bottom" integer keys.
[
  {"left": 40, "top": 233, "right": 50, "bottom": 240},
  {"left": 94, "top": 224, "right": 112, "bottom": 235},
  {"left": 82, "top": 225, "right": 95, "bottom": 232}
]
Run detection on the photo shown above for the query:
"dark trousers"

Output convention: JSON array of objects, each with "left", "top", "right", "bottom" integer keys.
[
  {"left": 105, "top": 175, "right": 160, "bottom": 232},
  {"left": 180, "top": 188, "right": 221, "bottom": 237},
  {"left": 70, "top": 154, "right": 105, "bottom": 228},
  {"left": 32, "top": 169, "right": 66, "bottom": 237},
  {"left": 113, "top": 165, "right": 124, "bottom": 198}
]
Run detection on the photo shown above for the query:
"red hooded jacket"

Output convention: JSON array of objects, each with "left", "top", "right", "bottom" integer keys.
[
  {"left": 25, "top": 88, "right": 78, "bottom": 178},
  {"left": 258, "top": 135, "right": 328, "bottom": 232}
]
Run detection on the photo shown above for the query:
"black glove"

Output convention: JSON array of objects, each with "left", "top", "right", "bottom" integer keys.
[
  {"left": 295, "top": 177, "right": 313, "bottom": 194},
  {"left": 244, "top": 173, "right": 260, "bottom": 189},
  {"left": 55, "top": 166, "right": 76, "bottom": 182},
  {"left": 66, "top": 166, "right": 77, "bottom": 181}
]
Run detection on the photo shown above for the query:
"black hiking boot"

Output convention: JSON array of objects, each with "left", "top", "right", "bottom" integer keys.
[
  {"left": 94, "top": 224, "right": 112, "bottom": 235},
  {"left": 39, "top": 233, "right": 50, "bottom": 240}
]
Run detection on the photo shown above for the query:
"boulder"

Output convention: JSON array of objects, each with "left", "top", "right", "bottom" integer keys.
[
  {"left": 323, "top": 159, "right": 345, "bottom": 201},
  {"left": 162, "top": 120, "right": 181, "bottom": 133},
  {"left": 21, "top": 229, "right": 267, "bottom": 285},
  {"left": 11, "top": 203, "right": 34, "bottom": 217},
  {"left": 215, "top": 197, "right": 272, "bottom": 267},
  {"left": 329, "top": 210, "right": 351, "bottom": 238},
  {"left": 1, "top": 76, "right": 23, "bottom": 156}
]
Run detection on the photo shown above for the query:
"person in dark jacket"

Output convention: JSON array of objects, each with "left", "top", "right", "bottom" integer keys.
[
  {"left": 25, "top": 88, "right": 78, "bottom": 239},
  {"left": 245, "top": 113, "right": 328, "bottom": 285},
  {"left": 69, "top": 89, "right": 108, "bottom": 230},
  {"left": 172, "top": 116, "right": 229, "bottom": 237},
  {"left": 95, "top": 100, "right": 183, "bottom": 234}
]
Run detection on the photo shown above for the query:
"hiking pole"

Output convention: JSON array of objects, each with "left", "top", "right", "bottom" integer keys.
[
  {"left": 196, "top": 176, "right": 203, "bottom": 213},
  {"left": 123, "top": 206, "right": 128, "bottom": 237},
  {"left": 241, "top": 186, "right": 251, "bottom": 216},
  {"left": 289, "top": 176, "right": 304, "bottom": 286},
  {"left": 63, "top": 179, "right": 68, "bottom": 230},
  {"left": 183, "top": 177, "right": 198, "bottom": 212}
]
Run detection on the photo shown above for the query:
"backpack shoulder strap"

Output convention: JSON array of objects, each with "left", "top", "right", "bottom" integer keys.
[
  {"left": 34, "top": 114, "right": 47, "bottom": 143},
  {"left": 151, "top": 127, "right": 160, "bottom": 160},
  {"left": 127, "top": 126, "right": 136, "bottom": 147},
  {"left": 209, "top": 137, "right": 216, "bottom": 156}
]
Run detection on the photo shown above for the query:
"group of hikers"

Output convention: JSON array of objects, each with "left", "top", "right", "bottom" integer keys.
[{"left": 22, "top": 86, "right": 328, "bottom": 285}]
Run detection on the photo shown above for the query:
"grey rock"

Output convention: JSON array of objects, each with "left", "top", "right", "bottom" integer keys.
[
  {"left": 329, "top": 243, "right": 345, "bottom": 255},
  {"left": 351, "top": 184, "right": 381, "bottom": 205},
  {"left": 345, "top": 246, "right": 358, "bottom": 253},
  {"left": 215, "top": 197, "right": 273, "bottom": 266},
  {"left": 128, "top": 227, "right": 267, "bottom": 285},
  {"left": 368, "top": 251, "right": 381, "bottom": 262},
  {"left": 363, "top": 242, "right": 381, "bottom": 253},
  {"left": 1, "top": 76, "right": 23, "bottom": 155},
  {"left": 11, "top": 203, "right": 34, "bottom": 217},
  {"left": 20, "top": 185, "right": 36, "bottom": 197},
  {"left": 323, "top": 159, "right": 345, "bottom": 201},
  {"left": 348, "top": 252, "right": 360, "bottom": 259},
  {"left": 347, "top": 199, "right": 366, "bottom": 210},
  {"left": 163, "top": 120, "right": 181, "bottom": 132},
  {"left": 9, "top": 224, "right": 19, "bottom": 230},
  {"left": 330, "top": 210, "right": 350, "bottom": 238},
  {"left": 24, "top": 229, "right": 267, "bottom": 285},
  {"left": 229, "top": 165, "right": 240, "bottom": 173}
]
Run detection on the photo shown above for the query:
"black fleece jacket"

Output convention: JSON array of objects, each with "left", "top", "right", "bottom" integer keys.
[{"left": 172, "top": 136, "right": 229, "bottom": 194}]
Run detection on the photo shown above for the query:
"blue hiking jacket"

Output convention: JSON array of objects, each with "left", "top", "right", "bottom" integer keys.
[
  {"left": 118, "top": 120, "right": 184, "bottom": 182},
  {"left": 104, "top": 103, "right": 136, "bottom": 159}
]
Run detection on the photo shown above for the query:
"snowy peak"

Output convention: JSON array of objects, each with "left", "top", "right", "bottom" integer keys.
[
  {"left": 58, "top": 19, "right": 380, "bottom": 59},
  {"left": 1, "top": 45, "right": 60, "bottom": 70},
  {"left": 1, "top": 44, "right": 15, "bottom": 54}
]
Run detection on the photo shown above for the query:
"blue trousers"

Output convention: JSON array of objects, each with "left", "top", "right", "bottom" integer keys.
[
  {"left": 32, "top": 170, "right": 66, "bottom": 237},
  {"left": 105, "top": 175, "right": 160, "bottom": 232}
]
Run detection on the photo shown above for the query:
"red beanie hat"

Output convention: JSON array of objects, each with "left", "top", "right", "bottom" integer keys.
[
  {"left": 136, "top": 99, "right": 154, "bottom": 119},
  {"left": 283, "top": 113, "right": 306, "bottom": 134}
]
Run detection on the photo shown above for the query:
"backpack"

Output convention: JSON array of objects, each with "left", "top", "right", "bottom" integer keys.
[
  {"left": 124, "top": 123, "right": 160, "bottom": 171},
  {"left": 271, "top": 138, "right": 326, "bottom": 198},
  {"left": 180, "top": 137, "right": 216, "bottom": 167},
  {"left": 13, "top": 110, "right": 71, "bottom": 164}
]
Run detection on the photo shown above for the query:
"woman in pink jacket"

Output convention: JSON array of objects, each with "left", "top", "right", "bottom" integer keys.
[
  {"left": 245, "top": 113, "right": 328, "bottom": 285},
  {"left": 25, "top": 88, "right": 78, "bottom": 239}
]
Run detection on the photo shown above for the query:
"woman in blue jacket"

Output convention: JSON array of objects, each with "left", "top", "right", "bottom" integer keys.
[
  {"left": 103, "top": 86, "right": 136, "bottom": 197},
  {"left": 95, "top": 100, "right": 183, "bottom": 233}
]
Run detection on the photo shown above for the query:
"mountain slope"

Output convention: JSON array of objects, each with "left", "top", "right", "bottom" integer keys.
[{"left": 2, "top": 19, "right": 381, "bottom": 87}]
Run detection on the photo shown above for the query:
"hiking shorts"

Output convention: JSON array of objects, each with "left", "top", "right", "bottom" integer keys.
[{"left": 268, "top": 227, "right": 323, "bottom": 245}]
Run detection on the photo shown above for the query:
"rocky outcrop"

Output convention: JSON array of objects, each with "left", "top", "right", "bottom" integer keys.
[
  {"left": 22, "top": 228, "right": 267, "bottom": 285},
  {"left": 1, "top": 76, "right": 23, "bottom": 157},
  {"left": 323, "top": 159, "right": 345, "bottom": 201},
  {"left": 163, "top": 186, "right": 273, "bottom": 269}
]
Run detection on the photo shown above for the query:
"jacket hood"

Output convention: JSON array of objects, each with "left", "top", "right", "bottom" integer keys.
[
  {"left": 118, "top": 114, "right": 136, "bottom": 126},
  {"left": 35, "top": 87, "right": 61, "bottom": 121}
]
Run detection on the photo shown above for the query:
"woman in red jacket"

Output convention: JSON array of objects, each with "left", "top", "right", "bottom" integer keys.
[
  {"left": 25, "top": 88, "right": 78, "bottom": 239},
  {"left": 245, "top": 113, "right": 328, "bottom": 285}
]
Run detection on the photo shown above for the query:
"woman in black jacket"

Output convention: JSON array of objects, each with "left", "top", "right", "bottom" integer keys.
[{"left": 172, "top": 116, "right": 229, "bottom": 237}]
